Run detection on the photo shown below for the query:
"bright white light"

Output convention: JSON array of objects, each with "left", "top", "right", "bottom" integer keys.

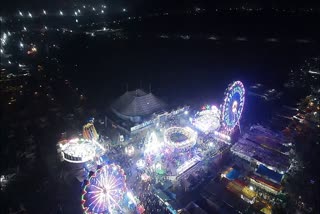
[
  {"left": 103, "top": 27, "right": 106, "bottom": 31},
  {"left": 155, "top": 162, "right": 162, "bottom": 170},
  {"left": 76, "top": 19, "right": 78, "bottom": 23},
  {"left": 8, "top": 60, "right": 11, "bottom": 64},
  {"left": 136, "top": 159, "right": 146, "bottom": 169},
  {"left": 144, "top": 132, "right": 163, "bottom": 154},
  {"left": 28, "top": 12, "right": 32, "bottom": 18},
  {"left": 60, "top": 138, "right": 96, "bottom": 163},
  {"left": 122, "top": 8, "right": 127, "bottom": 12},
  {"left": 23, "top": 26, "right": 27, "bottom": 31},
  {"left": 78, "top": 9, "right": 81, "bottom": 13},
  {"left": 59, "top": 11, "right": 63, "bottom": 16},
  {"left": 125, "top": 145, "right": 134, "bottom": 156},
  {"left": 31, "top": 47, "right": 37, "bottom": 52},
  {"left": 44, "top": 26, "right": 47, "bottom": 30},
  {"left": 193, "top": 107, "right": 221, "bottom": 133},
  {"left": 184, "top": 110, "right": 189, "bottom": 115},
  {"left": 309, "top": 70, "right": 320, "bottom": 75},
  {"left": 0, "top": 49, "right": 3, "bottom": 54},
  {"left": 249, "top": 186, "right": 254, "bottom": 191},
  {"left": 127, "top": 192, "right": 137, "bottom": 205},
  {"left": 19, "top": 11, "right": 23, "bottom": 16},
  {"left": 69, "top": 138, "right": 79, "bottom": 143},
  {"left": 101, "top": 10, "right": 104, "bottom": 14},
  {"left": 1, "top": 33, "right": 7, "bottom": 45},
  {"left": 43, "top": 10, "right": 46, "bottom": 15},
  {"left": 232, "top": 100, "right": 238, "bottom": 113},
  {"left": 141, "top": 173, "right": 150, "bottom": 182},
  {"left": 19, "top": 42, "right": 24, "bottom": 48},
  {"left": 75, "top": 11, "right": 78, "bottom": 16},
  {"left": 92, "top": 7, "right": 96, "bottom": 11},
  {"left": 83, "top": 5, "right": 86, "bottom": 8}
]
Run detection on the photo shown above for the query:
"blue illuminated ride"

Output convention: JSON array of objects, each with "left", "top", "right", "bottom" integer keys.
[{"left": 220, "top": 81, "right": 245, "bottom": 132}]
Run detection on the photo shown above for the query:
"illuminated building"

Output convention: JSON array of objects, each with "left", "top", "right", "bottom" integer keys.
[
  {"left": 231, "top": 125, "right": 291, "bottom": 173},
  {"left": 226, "top": 180, "right": 257, "bottom": 204},
  {"left": 248, "top": 175, "right": 282, "bottom": 195}
]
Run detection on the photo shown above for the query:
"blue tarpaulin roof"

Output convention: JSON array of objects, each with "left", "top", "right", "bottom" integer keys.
[
  {"left": 226, "top": 168, "right": 240, "bottom": 180},
  {"left": 256, "top": 164, "right": 283, "bottom": 184}
]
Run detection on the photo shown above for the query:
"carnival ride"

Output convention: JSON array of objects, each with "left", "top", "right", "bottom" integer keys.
[
  {"left": 81, "top": 164, "right": 127, "bottom": 214},
  {"left": 83, "top": 122, "right": 99, "bottom": 141},
  {"left": 164, "top": 127, "right": 198, "bottom": 150},
  {"left": 58, "top": 138, "right": 106, "bottom": 164},
  {"left": 220, "top": 81, "right": 245, "bottom": 132},
  {"left": 58, "top": 138, "right": 96, "bottom": 163},
  {"left": 192, "top": 105, "right": 221, "bottom": 133}
]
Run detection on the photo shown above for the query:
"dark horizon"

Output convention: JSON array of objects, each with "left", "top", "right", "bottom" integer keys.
[{"left": 2, "top": 0, "right": 320, "bottom": 14}]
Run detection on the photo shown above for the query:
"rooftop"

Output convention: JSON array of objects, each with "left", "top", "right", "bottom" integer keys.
[{"left": 111, "top": 89, "right": 166, "bottom": 117}]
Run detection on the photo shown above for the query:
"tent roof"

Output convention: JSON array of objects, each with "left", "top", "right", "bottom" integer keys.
[{"left": 111, "top": 89, "right": 166, "bottom": 117}]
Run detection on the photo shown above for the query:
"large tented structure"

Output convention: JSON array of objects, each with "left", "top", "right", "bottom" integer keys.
[{"left": 111, "top": 89, "right": 166, "bottom": 122}]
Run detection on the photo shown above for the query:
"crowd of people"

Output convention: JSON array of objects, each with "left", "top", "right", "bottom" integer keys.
[{"left": 139, "top": 182, "right": 173, "bottom": 214}]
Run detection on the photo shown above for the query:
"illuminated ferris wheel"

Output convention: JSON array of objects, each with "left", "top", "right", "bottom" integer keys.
[
  {"left": 220, "top": 81, "right": 245, "bottom": 132},
  {"left": 81, "top": 164, "right": 127, "bottom": 214}
]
